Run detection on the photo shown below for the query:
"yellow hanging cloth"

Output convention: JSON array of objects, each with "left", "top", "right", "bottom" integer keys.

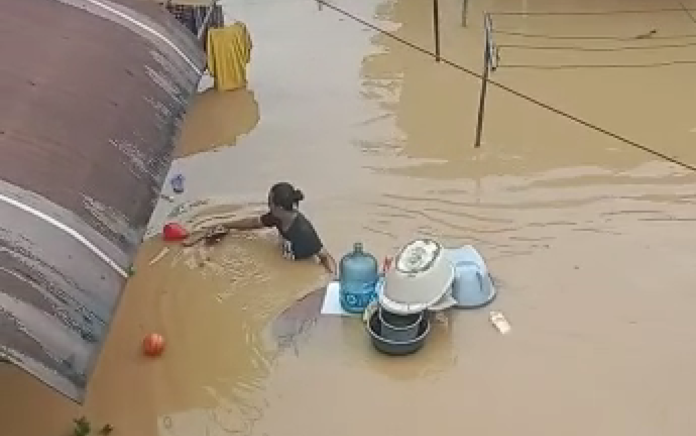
[{"left": 206, "top": 22, "right": 253, "bottom": 92}]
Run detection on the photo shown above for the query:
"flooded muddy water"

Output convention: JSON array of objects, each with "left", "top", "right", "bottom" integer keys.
[{"left": 3, "top": 0, "right": 696, "bottom": 434}]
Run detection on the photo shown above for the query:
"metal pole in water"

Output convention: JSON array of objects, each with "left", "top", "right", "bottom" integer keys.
[
  {"left": 433, "top": 0, "right": 441, "bottom": 62},
  {"left": 461, "top": 0, "right": 469, "bottom": 27},
  {"left": 474, "top": 14, "right": 492, "bottom": 148},
  {"left": 473, "top": 46, "right": 490, "bottom": 148},
  {"left": 196, "top": 0, "right": 219, "bottom": 40}
]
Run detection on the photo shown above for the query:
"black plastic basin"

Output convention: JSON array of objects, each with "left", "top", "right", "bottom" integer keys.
[{"left": 366, "top": 310, "right": 431, "bottom": 356}]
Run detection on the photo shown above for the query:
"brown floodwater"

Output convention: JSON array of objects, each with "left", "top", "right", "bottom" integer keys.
[{"left": 4, "top": 0, "right": 696, "bottom": 434}]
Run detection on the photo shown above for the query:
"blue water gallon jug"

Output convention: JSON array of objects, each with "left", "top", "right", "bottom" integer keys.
[{"left": 339, "top": 242, "right": 379, "bottom": 313}]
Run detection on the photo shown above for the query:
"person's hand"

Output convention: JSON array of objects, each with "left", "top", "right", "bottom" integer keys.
[
  {"left": 203, "top": 225, "right": 230, "bottom": 246},
  {"left": 205, "top": 224, "right": 228, "bottom": 236}
]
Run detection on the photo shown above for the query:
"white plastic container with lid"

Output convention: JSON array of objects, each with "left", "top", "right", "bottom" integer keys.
[{"left": 378, "top": 239, "right": 455, "bottom": 315}]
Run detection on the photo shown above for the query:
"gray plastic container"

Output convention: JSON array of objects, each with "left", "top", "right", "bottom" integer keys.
[
  {"left": 366, "top": 311, "right": 430, "bottom": 356},
  {"left": 378, "top": 307, "right": 424, "bottom": 342}
]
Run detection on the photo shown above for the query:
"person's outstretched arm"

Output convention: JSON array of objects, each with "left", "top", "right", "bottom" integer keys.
[
  {"left": 220, "top": 216, "right": 265, "bottom": 231},
  {"left": 219, "top": 212, "right": 281, "bottom": 231},
  {"left": 220, "top": 212, "right": 280, "bottom": 230}
]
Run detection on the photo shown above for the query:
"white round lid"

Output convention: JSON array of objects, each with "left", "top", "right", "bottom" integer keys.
[{"left": 380, "top": 239, "right": 455, "bottom": 314}]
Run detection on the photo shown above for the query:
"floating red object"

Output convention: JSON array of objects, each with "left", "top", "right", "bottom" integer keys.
[
  {"left": 382, "top": 256, "right": 393, "bottom": 274},
  {"left": 162, "top": 223, "right": 189, "bottom": 241},
  {"left": 142, "top": 333, "right": 165, "bottom": 357}
]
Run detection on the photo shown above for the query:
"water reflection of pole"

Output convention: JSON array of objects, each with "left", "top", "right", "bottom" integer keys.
[
  {"left": 474, "top": 13, "right": 496, "bottom": 148},
  {"left": 461, "top": 0, "right": 469, "bottom": 27},
  {"left": 433, "top": 0, "right": 441, "bottom": 62}
]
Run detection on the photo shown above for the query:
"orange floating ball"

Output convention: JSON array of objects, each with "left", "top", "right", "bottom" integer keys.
[{"left": 142, "top": 333, "right": 166, "bottom": 357}]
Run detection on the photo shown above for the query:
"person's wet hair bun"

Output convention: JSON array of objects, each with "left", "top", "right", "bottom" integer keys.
[{"left": 293, "top": 189, "right": 304, "bottom": 203}]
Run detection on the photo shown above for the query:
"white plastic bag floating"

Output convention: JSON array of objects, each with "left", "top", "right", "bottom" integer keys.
[{"left": 489, "top": 311, "right": 511, "bottom": 334}]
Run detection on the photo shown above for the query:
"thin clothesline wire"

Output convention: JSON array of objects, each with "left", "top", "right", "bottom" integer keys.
[
  {"left": 680, "top": 1, "right": 696, "bottom": 24},
  {"left": 488, "top": 7, "right": 696, "bottom": 16},
  {"left": 500, "top": 59, "right": 696, "bottom": 70},
  {"left": 492, "top": 29, "right": 696, "bottom": 41},
  {"left": 313, "top": 0, "right": 696, "bottom": 173},
  {"left": 497, "top": 41, "right": 696, "bottom": 51}
]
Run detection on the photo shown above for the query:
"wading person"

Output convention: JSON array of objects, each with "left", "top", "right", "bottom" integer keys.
[{"left": 216, "top": 182, "right": 337, "bottom": 276}]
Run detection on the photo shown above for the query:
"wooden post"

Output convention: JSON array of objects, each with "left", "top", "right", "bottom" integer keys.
[
  {"left": 461, "top": 0, "right": 469, "bottom": 27},
  {"left": 474, "top": 14, "right": 492, "bottom": 148},
  {"left": 473, "top": 43, "right": 490, "bottom": 148},
  {"left": 433, "top": 0, "right": 441, "bottom": 62}
]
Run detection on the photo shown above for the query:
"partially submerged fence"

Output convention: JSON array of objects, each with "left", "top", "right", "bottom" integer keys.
[{"left": 162, "top": 0, "right": 224, "bottom": 42}]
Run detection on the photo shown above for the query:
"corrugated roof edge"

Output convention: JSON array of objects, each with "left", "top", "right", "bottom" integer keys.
[{"left": 0, "top": 0, "right": 206, "bottom": 402}]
